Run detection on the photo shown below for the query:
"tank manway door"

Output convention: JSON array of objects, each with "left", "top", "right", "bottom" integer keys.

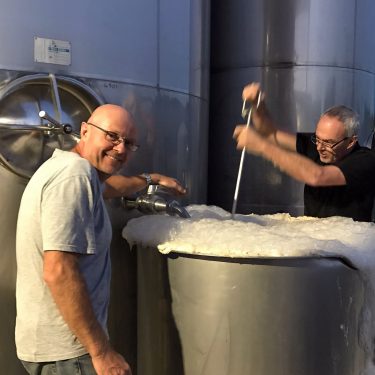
[{"left": 0, "top": 73, "right": 103, "bottom": 179}]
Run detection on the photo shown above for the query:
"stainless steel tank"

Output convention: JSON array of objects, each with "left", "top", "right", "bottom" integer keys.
[
  {"left": 137, "top": 248, "right": 366, "bottom": 375},
  {"left": 0, "top": 0, "right": 210, "bottom": 203},
  {"left": 0, "top": 1, "right": 209, "bottom": 373},
  {"left": 0, "top": 167, "right": 28, "bottom": 374},
  {"left": 209, "top": 0, "right": 375, "bottom": 215}
]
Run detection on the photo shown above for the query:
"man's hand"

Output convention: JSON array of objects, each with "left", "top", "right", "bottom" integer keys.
[
  {"left": 150, "top": 173, "right": 187, "bottom": 195},
  {"left": 241, "top": 82, "right": 278, "bottom": 140},
  {"left": 92, "top": 346, "right": 132, "bottom": 375},
  {"left": 240, "top": 82, "right": 297, "bottom": 151},
  {"left": 233, "top": 125, "right": 266, "bottom": 156},
  {"left": 242, "top": 82, "right": 264, "bottom": 104}
]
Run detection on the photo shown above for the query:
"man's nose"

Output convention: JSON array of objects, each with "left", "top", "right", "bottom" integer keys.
[
  {"left": 316, "top": 141, "right": 325, "bottom": 150},
  {"left": 113, "top": 141, "right": 127, "bottom": 153}
]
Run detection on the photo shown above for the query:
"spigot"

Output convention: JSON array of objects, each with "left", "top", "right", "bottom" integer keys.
[
  {"left": 122, "top": 184, "right": 190, "bottom": 218},
  {"left": 166, "top": 200, "right": 190, "bottom": 218}
]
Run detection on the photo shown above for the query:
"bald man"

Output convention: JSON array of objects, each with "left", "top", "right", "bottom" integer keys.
[{"left": 16, "top": 105, "right": 185, "bottom": 375}]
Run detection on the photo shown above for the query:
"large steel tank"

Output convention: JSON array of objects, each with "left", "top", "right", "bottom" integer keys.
[
  {"left": 0, "top": 1, "right": 210, "bottom": 373},
  {"left": 126, "top": 205, "right": 374, "bottom": 375},
  {"left": 137, "top": 249, "right": 366, "bottom": 375},
  {"left": 209, "top": 0, "right": 375, "bottom": 215}
]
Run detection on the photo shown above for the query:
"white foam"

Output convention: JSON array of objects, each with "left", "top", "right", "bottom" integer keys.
[{"left": 122, "top": 204, "right": 375, "bottom": 373}]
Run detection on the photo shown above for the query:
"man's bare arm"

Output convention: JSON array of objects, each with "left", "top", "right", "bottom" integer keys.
[
  {"left": 43, "top": 251, "right": 132, "bottom": 375},
  {"left": 234, "top": 126, "right": 346, "bottom": 187},
  {"left": 103, "top": 174, "right": 186, "bottom": 199}
]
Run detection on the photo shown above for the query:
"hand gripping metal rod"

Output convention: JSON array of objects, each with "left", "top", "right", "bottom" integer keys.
[{"left": 231, "top": 92, "right": 262, "bottom": 219}]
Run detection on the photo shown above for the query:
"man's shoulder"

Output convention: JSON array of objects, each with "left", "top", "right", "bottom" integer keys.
[
  {"left": 29, "top": 149, "right": 95, "bottom": 190},
  {"left": 345, "top": 145, "right": 375, "bottom": 160},
  {"left": 337, "top": 144, "right": 375, "bottom": 178},
  {"left": 46, "top": 149, "right": 92, "bottom": 176},
  {"left": 52, "top": 149, "right": 89, "bottom": 166}
]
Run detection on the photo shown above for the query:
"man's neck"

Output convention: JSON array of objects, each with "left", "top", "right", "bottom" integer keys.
[{"left": 70, "top": 143, "right": 110, "bottom": 182}]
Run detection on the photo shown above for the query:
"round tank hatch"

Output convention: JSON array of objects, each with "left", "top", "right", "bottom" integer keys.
[{"left": 0, "top": 74, "right": 103, "bottom": 178}]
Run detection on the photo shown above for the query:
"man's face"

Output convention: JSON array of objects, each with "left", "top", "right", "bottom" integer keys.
[
  {"left": 79, "top": 107, "right": 137, "bottom": 180},
  {"left": 314, "top": 115, "right": 354, "bottom": 164}
]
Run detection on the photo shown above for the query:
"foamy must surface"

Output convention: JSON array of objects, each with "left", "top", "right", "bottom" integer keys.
[
  {"left": 122, "top": 204, "right": 375, "bottom": 374},
  {"left": 123, "top": 204, "right": 375, "bottom": 264}
]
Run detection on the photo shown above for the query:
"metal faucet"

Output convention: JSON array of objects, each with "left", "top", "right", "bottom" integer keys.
[{"left": 122, "top": 184, "right": 190, "bottom": 218}]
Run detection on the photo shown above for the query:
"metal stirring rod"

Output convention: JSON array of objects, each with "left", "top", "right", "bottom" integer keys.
[{"left": 231, "top": 92, "right": 262, "bottom": 219}]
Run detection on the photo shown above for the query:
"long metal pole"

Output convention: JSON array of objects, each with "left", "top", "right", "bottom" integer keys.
[
  {"left": 231, "top": 93, "right": 261, "bottom": 219},
  {"left": 231, "top": 104, "right": 252, "bottom": 219}
]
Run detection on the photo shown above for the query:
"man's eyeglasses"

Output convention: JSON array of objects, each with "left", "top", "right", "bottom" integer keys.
[
  {"left": 311, "top": 134, "right": 349, "bottom": 149},
  {"left": 86, "top": 122, "right": 139, "bottom": 152}
]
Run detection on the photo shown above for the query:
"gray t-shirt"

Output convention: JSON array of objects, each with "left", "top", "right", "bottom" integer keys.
[{"left": 16, "top": 149, "right": 112, "bottom": 362}]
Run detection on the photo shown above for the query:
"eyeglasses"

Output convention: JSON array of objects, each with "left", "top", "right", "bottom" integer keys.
[
  {"left": 311, "top": 134, "right": 349, "bottom": 149},
  {"left": 86, "top": 122, "right": 139, "bottom": 152}
]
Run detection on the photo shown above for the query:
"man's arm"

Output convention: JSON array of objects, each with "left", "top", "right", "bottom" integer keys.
[
  {"left": 242, "top": 82, "right": 297, "bottom": 151},
  {"left": 103, "top": 173, "right": 186, "bottom": 199},
  {"left": 233, "top": 126, "right": 346, "bottom": 186},
  {"left": 43, "top": 250, "right": 132, "bottom": 375}
]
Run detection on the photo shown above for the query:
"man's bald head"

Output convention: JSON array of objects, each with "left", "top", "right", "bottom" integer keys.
[
  {"left": 88, "top": 104, "right": 135, "bottom": 133},
  {"left": 74, "top": 104, "right": 137, "bottom": 180}
]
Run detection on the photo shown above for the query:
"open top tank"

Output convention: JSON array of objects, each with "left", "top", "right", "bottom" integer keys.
[{"left": 123, "top": 205, "right": 374, "bottom": 375}]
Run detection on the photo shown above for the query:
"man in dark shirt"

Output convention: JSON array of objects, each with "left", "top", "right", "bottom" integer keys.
[{"left": 233, "top": 83, "right": 375, "bottom": 222}]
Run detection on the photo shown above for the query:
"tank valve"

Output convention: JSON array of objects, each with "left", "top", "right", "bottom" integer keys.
[
  {"left": 39, "top": 110, "right": 73, "bottom": 135},
  {"left": 122, "top": 184, "right": 190, "bottom": 218}
]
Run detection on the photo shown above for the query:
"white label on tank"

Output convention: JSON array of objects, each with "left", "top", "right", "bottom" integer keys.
[{"left": 34, "top": 37, "right": 71, "bottom": 66}]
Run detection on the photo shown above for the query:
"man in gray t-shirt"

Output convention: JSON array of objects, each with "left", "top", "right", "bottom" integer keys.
[
  {"left": 16, "top": 149, "right": 112, "bottom": 362},
  {"left": 16, "top": 104, "right": 185, "bottom": 375}
]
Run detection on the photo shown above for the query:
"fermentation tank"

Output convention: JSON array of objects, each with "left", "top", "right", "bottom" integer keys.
[
  {"left": 0, "top": 1, "right": 210, "bottom": 373},
  {"left": 125, "top": 208, "right": 371, "bottom": 375},
  {"left": 137, "top": 250, "right": 365, "bottom": 375}
]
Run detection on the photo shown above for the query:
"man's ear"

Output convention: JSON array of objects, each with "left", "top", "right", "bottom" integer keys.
[
  {"left": 80, "top": 122, "right": 88, "bottom": 138},
  {"left": 348, "top": 135, "right": 358, "bottom": 149}
]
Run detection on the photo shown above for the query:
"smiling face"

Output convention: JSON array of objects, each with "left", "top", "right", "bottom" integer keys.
[
  {"left": 315, "top": 115, "right": 356, "bottom": 164},
  {"left": 76, "top": 104, "right": 137, "bottom": 180}
]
